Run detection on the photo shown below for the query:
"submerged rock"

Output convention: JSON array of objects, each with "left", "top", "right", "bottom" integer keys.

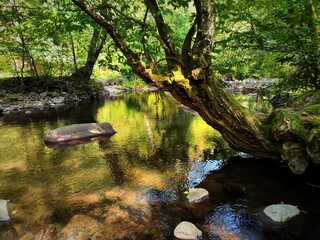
[
  {"left": 174, "top": 221, "right": 202, "bottom": 240},
  {"left": 0, "top": 199, "right": 10, "bottom": 221},
  {"left": 44, "top": 122, "right": 116, "bottom": 146},
  {"left": 186, "top": 188, "right": 209, "bottom": 203},
  {"left": 263, "top": 204, "right": 300, "bottom": 222},
  {"left": 58, "top": 214, "right": 101, "bottom": 239}
]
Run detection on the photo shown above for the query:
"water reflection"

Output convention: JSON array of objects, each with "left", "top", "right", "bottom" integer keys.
[
  {"left": 233, "top": 94, "right": 272, "bottom": 114},
  {"left": 0, "top": 92, "right": 227, "bottom": 239}
]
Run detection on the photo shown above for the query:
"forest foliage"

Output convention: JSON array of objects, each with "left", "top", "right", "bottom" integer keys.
[{"left": 0, "top": 0, "right": 319, "bottom": 92}]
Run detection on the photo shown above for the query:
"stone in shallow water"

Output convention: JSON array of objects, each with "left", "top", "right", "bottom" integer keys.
[
  {"left": 0, "top": 199, "right": 9, "bottom": 221},
  {"left": 263, "top": 204, "right": 300, "bottom": 222},
  {"left": 44, "top": 122, "right": 116, "bottom": 144},
  {"left": 174, "top": 221, "right": 202, "bottom": 240},
  {"left": 186, "top": 188, "right": 209, "bottom": 203}
]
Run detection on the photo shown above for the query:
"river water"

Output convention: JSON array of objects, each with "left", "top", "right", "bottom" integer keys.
[{"left": 0, "top": 92, "right": 320, "bottom": 239}]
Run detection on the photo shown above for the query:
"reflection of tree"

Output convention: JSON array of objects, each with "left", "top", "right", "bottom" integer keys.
[
  {"left": 0, "top": 102, "right": 106, "bottom": 228},
  {"left": 92, "top": 92, "right": 200, "bottom": 184},
  {"left": 233, "top": 94, "right": 271, "bottom": 113},
  {"left": 99, "top": 141, "right": 126, "bottom": 185},
  {"left": 0, "top": 92, "right": 231, "bottom": 238},
  {"left": 123, "top": 92, "right": 195, "bottom": 168}
]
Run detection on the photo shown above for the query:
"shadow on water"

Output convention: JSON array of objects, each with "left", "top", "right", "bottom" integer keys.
[
  {"left": 198, "top": 156, "right": 320, "bottom": 240},
  {"left": 0, "top": 92, "right": 320, "bottom": 239}
]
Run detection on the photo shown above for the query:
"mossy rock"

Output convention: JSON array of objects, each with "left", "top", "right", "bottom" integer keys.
[{"left": 271, "top": 109, "right": 306, "bottom": 140}]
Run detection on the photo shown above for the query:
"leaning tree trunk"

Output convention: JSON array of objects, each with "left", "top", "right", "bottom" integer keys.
[
  {"left": 71, "top": 0, "right": 320, "bottom": 174},
  {"left": 71, "top": 28, "right": 107, "bottom": 81}
]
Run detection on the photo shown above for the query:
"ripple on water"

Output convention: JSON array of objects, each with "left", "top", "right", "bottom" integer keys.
[
  {"left": 206, "top": 203, "right": 264, "bottom": 240},
  {"left": 186, "top": 159, "right": 224, "bottom": 188}
]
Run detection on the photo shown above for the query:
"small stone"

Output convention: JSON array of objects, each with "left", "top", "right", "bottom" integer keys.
[
  {"left": 25, "top": 111, "right": 32, "bottom": 114},
  {"left": 263, "top": 204, "right": 300, "bottom": 222},
  {"left": 174, "top": 221, "right": 202, "bottom": 240},
  {"left": 51, "top": 97, "right": 65, "bottom": 104},
  {"left": 40, "top": 92, "right": 48, "bottom": 97},
  {"left": 34, "top": 101, "right": 45, "bottom": 108},
  {"left": 0, "top": 199, "right": 10, "bottom": 221},
  {"left": 186, "top": 188, "right": 209, "bottom": 203}
]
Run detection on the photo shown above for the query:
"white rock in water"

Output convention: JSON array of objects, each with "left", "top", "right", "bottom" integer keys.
[
  {"left": 263, "top": 204, "right": 300, "bottom": 222},
  {"left": 186, "top": 188, "right": 209, "bottom": 203},
  {"left": 0, "top": 199, "right": 10, "bottom": 221},
  {"left": 174, "top": 221, "right": 202, "bottom": 240}
]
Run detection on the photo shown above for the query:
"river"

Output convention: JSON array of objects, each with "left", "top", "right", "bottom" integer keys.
[{"left": 0, "top": 92, "right": 320, "bottom": 239}]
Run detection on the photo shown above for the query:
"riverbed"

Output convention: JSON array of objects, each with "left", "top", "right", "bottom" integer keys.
[{"left": 0, "top": 92, "right": 320, "bottom": 239}]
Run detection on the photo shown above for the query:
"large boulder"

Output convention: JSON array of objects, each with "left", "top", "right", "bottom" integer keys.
[{"left": 44, "top": 122, "right": 116, "bottom": 146}]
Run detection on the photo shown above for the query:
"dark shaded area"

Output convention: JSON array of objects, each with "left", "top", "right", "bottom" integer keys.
[{"left": 197, "top": 156, "right": 320, "bottom": 239}]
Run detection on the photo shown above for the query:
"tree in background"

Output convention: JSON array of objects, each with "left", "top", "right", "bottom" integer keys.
[
  {"left": 214, "top": 0, "right": 319, "bottom": 90},
  {"left": 0, "top": 0, "right": 109, "bottom": 85}
]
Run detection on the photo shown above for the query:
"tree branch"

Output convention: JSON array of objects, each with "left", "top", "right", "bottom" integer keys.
[
  {"left": 182, "top": 22, "right": 197, "bottom": 74},
  {"left": 71, "top": 0, "right": 138, "bottom": 66},
  {"left": 98, "top": 3, "right": 153, "bottom": 33},
  {"left": 71, "top": 0, "right": 153, "bottom": 84},
  {"left": 144, "top": 0, "right": 180, "bottom": 68},
  {"left": 141, "top": 9, "right": 159, "bottom": 74},
  {"left": 192, "top": 0, "right": 215, "bottom": 68}
]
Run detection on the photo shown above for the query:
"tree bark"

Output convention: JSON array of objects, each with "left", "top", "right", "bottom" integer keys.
[
  {"left": 71, "top": 0, "right": 320, "bottom": 174},
  {"left": 305, "top": 0, "right": 320, "bottom": 90}
]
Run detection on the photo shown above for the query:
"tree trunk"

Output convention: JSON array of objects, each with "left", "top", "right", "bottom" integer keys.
[
  {"left": 71, "top": 28, "right": 107, "bottom": 81},
  {"left": 20, "top": 34, "right": 40, "bottom": 80},
  {"left": 70, "top": 32, "right": 78, "bottom": 72},
  {"left": 305, "top": 0, "right": 320, "bottom": 90},
  {"left": 71, "top": 0, "right": 320, "bottom": 174}
]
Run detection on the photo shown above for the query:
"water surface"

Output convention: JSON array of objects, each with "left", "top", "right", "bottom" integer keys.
[
  {"left": 0, "top": 92, "right": 320, "bottom": 240},
  {"left": 0, "top": 92, "right": 227, "bottom": 239}
]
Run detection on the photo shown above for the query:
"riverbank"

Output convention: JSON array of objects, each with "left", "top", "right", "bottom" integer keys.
[
  {"left": 0, "top": 91, "right": 91, "bottom": 114},
  {"left": 0, "top": 80, "right": 136, "bottom": 115}
]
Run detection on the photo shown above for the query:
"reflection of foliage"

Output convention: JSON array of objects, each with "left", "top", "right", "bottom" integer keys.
[
  {"left": 233, "top": 94, "right": 272, "bottom": 113},
  {"left": 0, "top": 92, "right": 233, "bottom": 233},
  {"left": 96, "top": 92, "right": 225, "bottom": 169},
  {"left": 207, "top": 134, "right": 236, "bottom": 160}
]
